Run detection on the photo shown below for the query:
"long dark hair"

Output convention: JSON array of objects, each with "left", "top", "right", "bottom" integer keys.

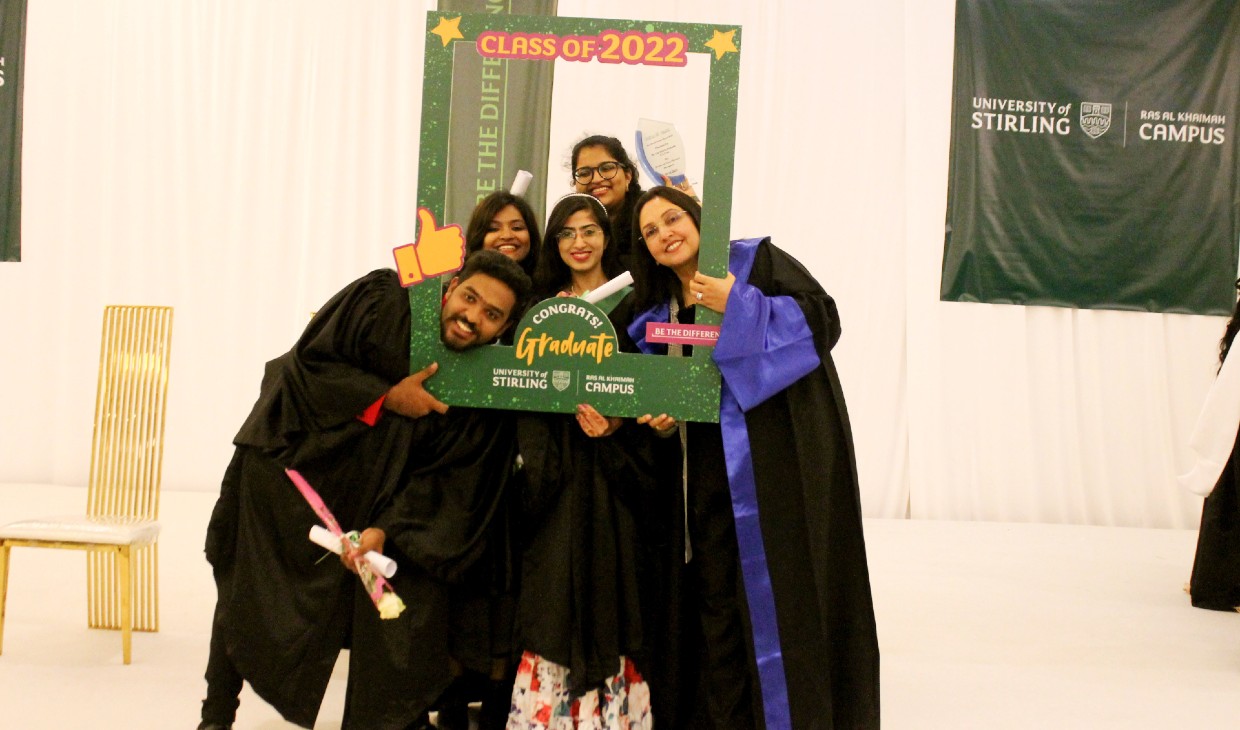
[
  {"left": 628, "top": 186, "right": 703, "bottom": 311},
  {"left": 532, "top": 194, "right": 622, "bottom": 299},
  {"left": 464, "top": 191, "right": 541, "bottom": 277},
  {"left": 572, "top": 135, "right": 642, "bottom": 258},
  {"left": 1219, "top": 278, "right": 1240, "bottom": 368}
]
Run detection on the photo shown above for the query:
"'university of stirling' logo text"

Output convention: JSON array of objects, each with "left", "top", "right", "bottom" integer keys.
[{"left": 1080, "top": 102, "right": 1112, "bottom": 139}]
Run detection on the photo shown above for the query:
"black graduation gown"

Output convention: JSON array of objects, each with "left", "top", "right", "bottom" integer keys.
[
  {"left": 511, "top": 412, "right": 675, "bottom": 693},
  {"left": 204, "top": 269, "right": 518, "bottom": 729},
  {"left": 1190, "top": 427, "right": 1240, "bottom": 611},
  {"left": 611, "top": 197, "right": 638, "bottom": 273},
  {"left": 611, "top": 238, "right": 881, "bottom": 730}
]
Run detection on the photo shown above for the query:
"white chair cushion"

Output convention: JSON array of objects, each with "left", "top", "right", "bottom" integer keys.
[{"left": 0, "top": 516, "right": 161, "bottom": 546}]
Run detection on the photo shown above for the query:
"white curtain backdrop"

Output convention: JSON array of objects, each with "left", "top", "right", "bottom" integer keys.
[{"left": 0, "top": 0, "right": 1224, "bottom": 529}]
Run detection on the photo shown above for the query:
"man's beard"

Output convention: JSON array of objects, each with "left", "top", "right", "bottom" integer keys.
[{"left": 440, "top": 316, "right": 476, "bottom": 352}]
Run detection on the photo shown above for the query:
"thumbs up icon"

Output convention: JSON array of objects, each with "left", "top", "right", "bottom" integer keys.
[{"left": 393, "top": 208, "right": 467, "bottom": 287}]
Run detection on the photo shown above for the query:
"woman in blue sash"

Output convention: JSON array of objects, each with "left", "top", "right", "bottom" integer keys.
[{"left": 610, "top": 186, "right": 880, "bottom": 730}]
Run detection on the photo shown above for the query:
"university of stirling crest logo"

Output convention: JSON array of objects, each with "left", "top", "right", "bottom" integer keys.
[
  {"left": 1080, "top": 102, "right": 1112, "bottom": 139},
  {"left": 551, "top": 370, "right": 572, "bottom": 392}
]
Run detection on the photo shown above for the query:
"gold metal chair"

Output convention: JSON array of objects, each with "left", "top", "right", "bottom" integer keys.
[{"left": 0, "top": 305, "right": 173, "bottom": 664}]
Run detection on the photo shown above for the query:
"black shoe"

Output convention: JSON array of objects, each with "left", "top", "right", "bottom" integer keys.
[{"left": 196, "top": 723, "right": 233, "bottom": 730}]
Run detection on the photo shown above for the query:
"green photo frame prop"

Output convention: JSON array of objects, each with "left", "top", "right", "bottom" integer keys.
[{"left": 411, "top": 12, "right": 741, "bottom": 422}]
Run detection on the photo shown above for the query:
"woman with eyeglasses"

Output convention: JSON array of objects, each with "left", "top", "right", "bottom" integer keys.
[
  {"left": 465, "top": 191, "right": 542, "bottom": 277},
  {"left": 609, "top": 186, "right": 881, "bottom": 730},
  {"left": 531, "top": 193, "right": 628, "bottom": 310},
  {"left": 502, "top": 193, "right": 673, "bottom": 729},
  {"left": 570, "top": 135, "right": 644, "bottom": 268}
]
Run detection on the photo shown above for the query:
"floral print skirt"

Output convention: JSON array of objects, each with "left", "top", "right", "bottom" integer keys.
[{"left": 506, "top": 651, "right": 653, "bottom": 730}]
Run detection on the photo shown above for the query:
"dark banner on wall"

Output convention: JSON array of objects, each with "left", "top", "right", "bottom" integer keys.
[
  {"left": 942, "top": 1, "right": 1240, "bottom": 315},
  {"left": 440, "top": 0, "right": 556, "bottom": 228},
  {"left": 0, "top": 0, "right": 26, "bottom": 262}
]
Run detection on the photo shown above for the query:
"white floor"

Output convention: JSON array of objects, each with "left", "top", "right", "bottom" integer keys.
[{"left": 0, "top": 483, "right": 1236, "bottom": 729}]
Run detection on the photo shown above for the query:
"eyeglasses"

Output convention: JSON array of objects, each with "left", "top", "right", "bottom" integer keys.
[
  {"left": 572, "top": 161, "right": 625, "bottom": 185},
  {"left": 641, "top": 209, "right": 689, "bottom": 242},
  {"left": 555, "top": 225, "right": 605, "bottom": 242}
]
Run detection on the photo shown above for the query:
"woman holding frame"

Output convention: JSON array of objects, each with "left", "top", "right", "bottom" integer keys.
[
  {"left": 504, "top": 194, "right": 672, "bottom": 729},
  {"left": 531, "top": 193, "right": 629, "bottom": 310},
  {"left": 611, "top": 186, "right": 881, "bottom": 729}
]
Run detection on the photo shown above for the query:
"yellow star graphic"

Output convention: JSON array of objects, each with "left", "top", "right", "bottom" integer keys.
[
  {"left": 704, "top": 29, "right": 738, "bottom": 60},
  {"left": 431, "top": 16, "right": 464, "bottom": 47}
]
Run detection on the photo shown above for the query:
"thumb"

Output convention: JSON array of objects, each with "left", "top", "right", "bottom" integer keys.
[
  {"left": 416, "top": 207, "right": 438, "bottom": 235},
  {"left": 410, "top": 361, "right": 439, "bottom": 383}
]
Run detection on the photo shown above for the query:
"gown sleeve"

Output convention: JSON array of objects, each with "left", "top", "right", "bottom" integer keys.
[
  {"left": 1179, "top": 348, "right": 1240, "bottom": 497},
  {"left": 233, "top": 269, "right": 410, "bottom": 464},
  {"left": 712, "top": 239, "right": 827, "bottom": 412},
  {"left": 369, "top": 409, "right": 518, "bottom": 583}
]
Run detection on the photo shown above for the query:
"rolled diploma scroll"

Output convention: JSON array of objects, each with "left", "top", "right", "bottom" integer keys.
[
  {"left": 510, "top": 170, "right": 533, "bottom": 197},
  {"left": 309, "top": 524, "right": 398, "bottom": 578},
  {"left": 581, "top": 271, "right": 634, "bottom": 306},
  {"left": 1179, "top": 347, "right": 1240, "bottom": 497}
]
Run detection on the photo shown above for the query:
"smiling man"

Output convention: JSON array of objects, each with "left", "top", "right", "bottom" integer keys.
[
  {"left": 199, "top": 250, "right": 531, "bottom": 730},
  {"left": 439, "top": 262, "right": 520, "bottom": 351}
]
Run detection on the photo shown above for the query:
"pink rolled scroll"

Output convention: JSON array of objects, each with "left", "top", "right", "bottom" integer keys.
[{"left": 285, "top": 468, "right": 405, "bottom": 619}]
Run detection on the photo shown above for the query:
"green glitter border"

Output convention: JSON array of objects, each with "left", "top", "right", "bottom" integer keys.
[{"left": 411, "top": 12, "right": 741, "bottom": 422}]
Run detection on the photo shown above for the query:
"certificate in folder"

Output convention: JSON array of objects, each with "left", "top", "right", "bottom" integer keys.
[{"left": 635, "top": 118, "right": 688, "bottom": 186}]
